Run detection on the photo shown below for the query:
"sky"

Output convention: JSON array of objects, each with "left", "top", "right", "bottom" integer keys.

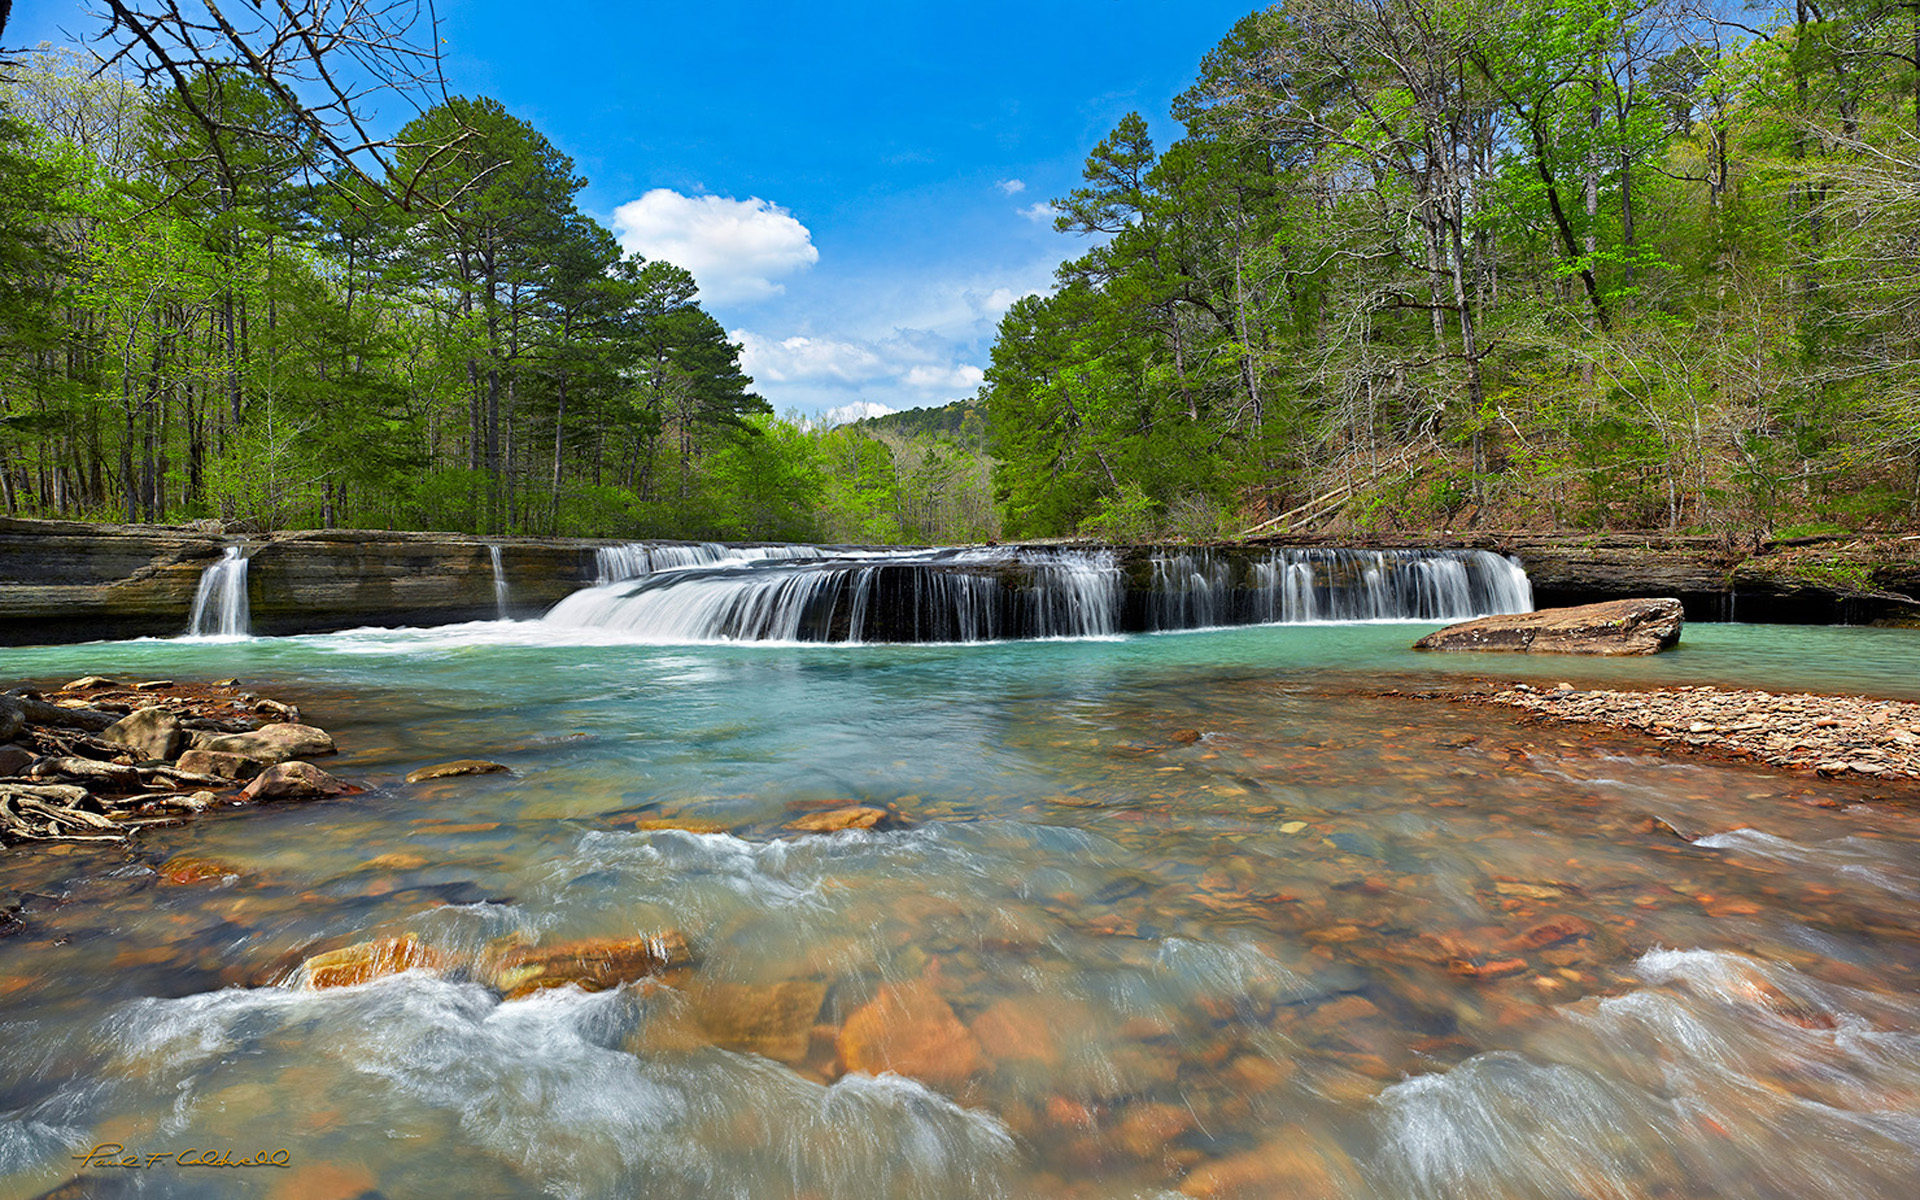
[{"left": 9, "top": 1, "right": 1259, "bottom": 421}]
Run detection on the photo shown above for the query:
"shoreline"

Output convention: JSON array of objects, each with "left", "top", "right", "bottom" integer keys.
[{"left": 1387, "top": 678, "right": 1920, "bottom": 797}]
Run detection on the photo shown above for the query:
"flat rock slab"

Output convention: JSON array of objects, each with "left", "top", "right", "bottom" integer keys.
[
  {"left": 405, "top": 759, "right": 509, "bottom": 784},
  {"left": 1414, "top": 597, "right": 1683, "bottom": 656}
]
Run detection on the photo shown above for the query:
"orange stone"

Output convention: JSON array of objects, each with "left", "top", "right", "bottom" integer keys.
[
  {"left": 836, "top": 981, "right": 982, "bottom": 1088},
  {"left": 486, "top": 932, "right": 692, "bottom": 999},
  {"left": 1178, "top": 1131, "right": 1362, "bottom": 1199},
  {"left": 1116, "top": 1100, "right": 1197, "bottom": 1160},
  {"left": 786, "top": 806, "right": 890, "bottom": 834},
  {"left": 300, "top": 935, "right": 444, "bottom": 989},
  {"left": 691, "top": 979, "right": 829, "bottom": 1064},
  {"left": 970, "top": 998, "right": 1069, "bottom": 1068},
  {"left": 157, "top": 855, "right": 243, "bottom": 886}
]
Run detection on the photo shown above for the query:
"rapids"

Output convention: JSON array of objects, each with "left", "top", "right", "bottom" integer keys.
[{"left": 1, "top": 613, "right": 1918, "bottom": 1198}]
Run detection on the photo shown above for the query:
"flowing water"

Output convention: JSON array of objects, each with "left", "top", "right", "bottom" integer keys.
[
  {"left": 184, "top": 548, "right": 250, "bottom": 639},
  {"left": 489, "top": 546, "right": 510, "bottom": 620},
  {"left": 3, "top": 611, "right": 1920, "bottom": 1198}
]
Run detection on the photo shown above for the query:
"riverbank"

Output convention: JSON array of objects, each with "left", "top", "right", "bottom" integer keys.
[{"left": 1401, "top": 678, "right": 1920, "bottom": 796}]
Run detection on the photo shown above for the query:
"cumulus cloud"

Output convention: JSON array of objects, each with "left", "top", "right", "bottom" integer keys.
[
  {"left": 903, "top": 364, "right": 985, "bottom": 391},
  {"left": 819, "top": 401, "right": 898, "bottom": 428},
  {"left": 610, "top": 189, "right": 818, "bottom": 306},
  {"left": 1019, "top": 201, "right": 1061, "bottom": 224},
  {"left": 734, "top": 331, "right": 889, "bottom": 385},
  {"left": 996, "top": 178, "right": 1026, "bottom": 195},
  {"left": 733, "top": 328, "right": 985, "bottom": 403}
]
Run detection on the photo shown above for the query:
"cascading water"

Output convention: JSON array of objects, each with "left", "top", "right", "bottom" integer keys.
[
  {"left": 185, "top": 546, "right": 250, "bottom": 637},
  {"left": 543, "top": 543, "right": 1532, "bottom": 644},
  {"left": 488, "top": 544, "right": 510, "bottom": 619}
]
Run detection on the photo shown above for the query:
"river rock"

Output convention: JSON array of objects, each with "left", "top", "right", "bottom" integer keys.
[
  {"left": 786, "top": 805, "right": 894, "bottom": 834},
  {"left": 238, "top": 761, "right": 347, "bottom": 801},
  {"left": 157, "top": 855, "right": 244, "bottom": 886},
  {"left": 690, "top": 978, "right": 830, "bottom": 1064},
  {"left": 405, "top": 759, "right": 510, "bottom": 784},
  {"left": 0, "top": 699, "right": 22, "bottom": 743},
  {"left": 1178, "top": 1129, "right": 1362, "bottom": 1199},
  {"left": 102, "top": 706, "right": 184, "bottom": 761},
  {"left": 190, "top": 722, "right": 336, "bottom": 762},
  {"left": 483, "top": 932, "right": 693, "bottom": 999},
  {"left": 174, "top": 749, "right": 266, "bottom": 781},
  {"left": 0, "top": 745, "right": 33, "bottom": 776},
  {"left": 836, "top": 981, "right": 983, "bottom": 1088},
  {"left": 1413, "top": 597, "right": 1683, "bottom": 656},
  {"left": 300, "top": 934, "right": 445, "bottom": 989}
]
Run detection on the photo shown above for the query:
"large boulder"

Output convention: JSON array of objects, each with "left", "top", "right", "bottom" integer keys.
[
  {"left": 190, "top": 722, "right": 335, "bottom": 762},
  {"left": 103, "top": 706, "right": 184, "bottom": 761},
  {"left": 1413, "top": 597, "right": 1683, "bottom": 656}
]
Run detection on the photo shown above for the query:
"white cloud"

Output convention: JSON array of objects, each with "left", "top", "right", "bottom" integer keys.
[
  {"left": 903, "top": 364, "right": 985, "bottom": 391},
  {"left": 819, "top": 401, "right": 898, "bottom": 428},
  {"left": 734, "top": 331, "right": 889, "bottom": 385},
  {"left": 996, "top": 178, "right": 1026, "bottom": 195},
  {"left": 1019, "top": 201, "right": 1061, "bottom": 224},
  {"left": 733, "top": 328, "right": 985, "bottom": 403},
  {"left": 609, "top": 189, "right": 818, "bottom": 306}
]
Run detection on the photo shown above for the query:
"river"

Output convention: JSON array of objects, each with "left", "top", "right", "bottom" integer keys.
[{"left": 2, "top": 615, "right": 1919, "bottom": 1198}]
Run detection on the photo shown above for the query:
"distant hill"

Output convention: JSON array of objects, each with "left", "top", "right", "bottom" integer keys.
[{"left": 851, "top": 400, "right": 989, "bottom": 450}]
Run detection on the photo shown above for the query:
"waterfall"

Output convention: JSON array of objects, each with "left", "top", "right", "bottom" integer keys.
[
  {"left": 593, "top": 541, "right": 826, "bottom": 585},
  {"left": 489, "top": 545, "right": 510, "bottom": 619},
  {"left": 543, "top": 544, "right": 1531, "bottom": 644},
  {"left": 186, "top": 546, "right": 250, "bottom": 637}
]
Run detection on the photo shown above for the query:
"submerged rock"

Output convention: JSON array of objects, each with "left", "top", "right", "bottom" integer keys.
[
  {"left": 785, "top": 805, "right": 898, "bottom": 834},
  {"left": 1414, "top": 597, "right": 1683, "bottom": 656},
  {"left": 689, "top": 978, "right": 830, "bottom": 1064},
  {"left": 404, "top": 759, "right": 510, "bottom": 784},
  {"left": 836, "top": 980, "right": 983, "bottom": 1088}
]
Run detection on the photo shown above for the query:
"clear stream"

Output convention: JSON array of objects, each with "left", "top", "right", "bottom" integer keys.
[{"left": 2, "top": 618, "right": 1920, "bottom": 1198}]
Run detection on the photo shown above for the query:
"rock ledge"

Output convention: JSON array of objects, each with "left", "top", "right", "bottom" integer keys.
[{"left": 1414, "top": 598, "right": 1683, "bottom": 656}]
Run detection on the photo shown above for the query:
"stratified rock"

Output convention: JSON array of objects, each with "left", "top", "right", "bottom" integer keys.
[
  {"left": 190, "top": 722, "right": 335, "bottom": 763},
  {"left": 483, "top": 932, "right": 693, "bottom": 999},
  {"left": 174, "top": 749, "right": 265, "bottom": 781},
  {"left": 405, "top": 759, "right": 510, "bottom": 784},
  {"left": 1414, "top": 597, "right": 1683, "bottom": 656},
  {"left": 690, "top": 979, "right": 830, "bottom": 1064},
  {"left": 836, "top": 981, "right": 983, "bottom": 1088},
  {"left": 103, "top": 706, "right": 184, "bottom": 761},
  {"left": 238, "top": 761, "right": 347, "bottom": 801},
  {"left": 299, "top": 934, "right": 444, "bottom": 989}
]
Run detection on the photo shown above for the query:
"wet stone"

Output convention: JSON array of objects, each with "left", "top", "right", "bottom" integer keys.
[
  {"left": 836, "top": 980, "right": 983, "bottom": 1089},
  {"left": 405, "top": 759, "right": 511, "bottom": 784},
  {"left": 239, "top": 761, "right": 348, "bottom": 802},
  {"left": 689, "top": 978, "right": 830, "bottom": 1064},
  {"left": 485, "top": 931, "right": 693, "bottom": 999},
  {"left": 299, "top": 934, "right": 445, "bottom": 989}
]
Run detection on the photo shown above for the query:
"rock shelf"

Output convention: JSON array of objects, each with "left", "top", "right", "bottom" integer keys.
[
  {"left": 0, "top": 676, "right": 346, "bottom": 846},
  {"left": 1474, "top": 682, "right": 1920, "bottom": 781}
]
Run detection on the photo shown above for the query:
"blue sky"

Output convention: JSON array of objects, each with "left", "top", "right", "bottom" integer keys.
[{"left": 12, "top": 1, "right": 1259, "bottom": 419}]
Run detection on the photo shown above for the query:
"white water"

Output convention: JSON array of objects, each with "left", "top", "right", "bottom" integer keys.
[
  {"left": 184, "top": 546, "right": 250, "bottom": 637},
  {"left": 545, "top": 544, "right": 1531, "bottom": 645},
  {"left": 488, "top": 544, "right": 509, "bottom": 619}
]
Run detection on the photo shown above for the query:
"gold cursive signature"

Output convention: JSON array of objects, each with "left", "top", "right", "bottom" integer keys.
[{"left": 71, "top": 1142, "right": 292, "bottom": 1169}]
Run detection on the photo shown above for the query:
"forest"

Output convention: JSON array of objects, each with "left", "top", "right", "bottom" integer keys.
[
  {"left": 0, "top": 45, "right": 996, "bottom": 543},
  {"left": 3, "top": 0, "right": 1920, "bottom": 545},
  {"left": 987, "top": 0, "right": 1920, "bottom": 542}
]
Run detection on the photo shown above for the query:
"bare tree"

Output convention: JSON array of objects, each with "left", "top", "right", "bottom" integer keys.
[{"left": 82, "top": 1, "right": 460, "bottom": 206}]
